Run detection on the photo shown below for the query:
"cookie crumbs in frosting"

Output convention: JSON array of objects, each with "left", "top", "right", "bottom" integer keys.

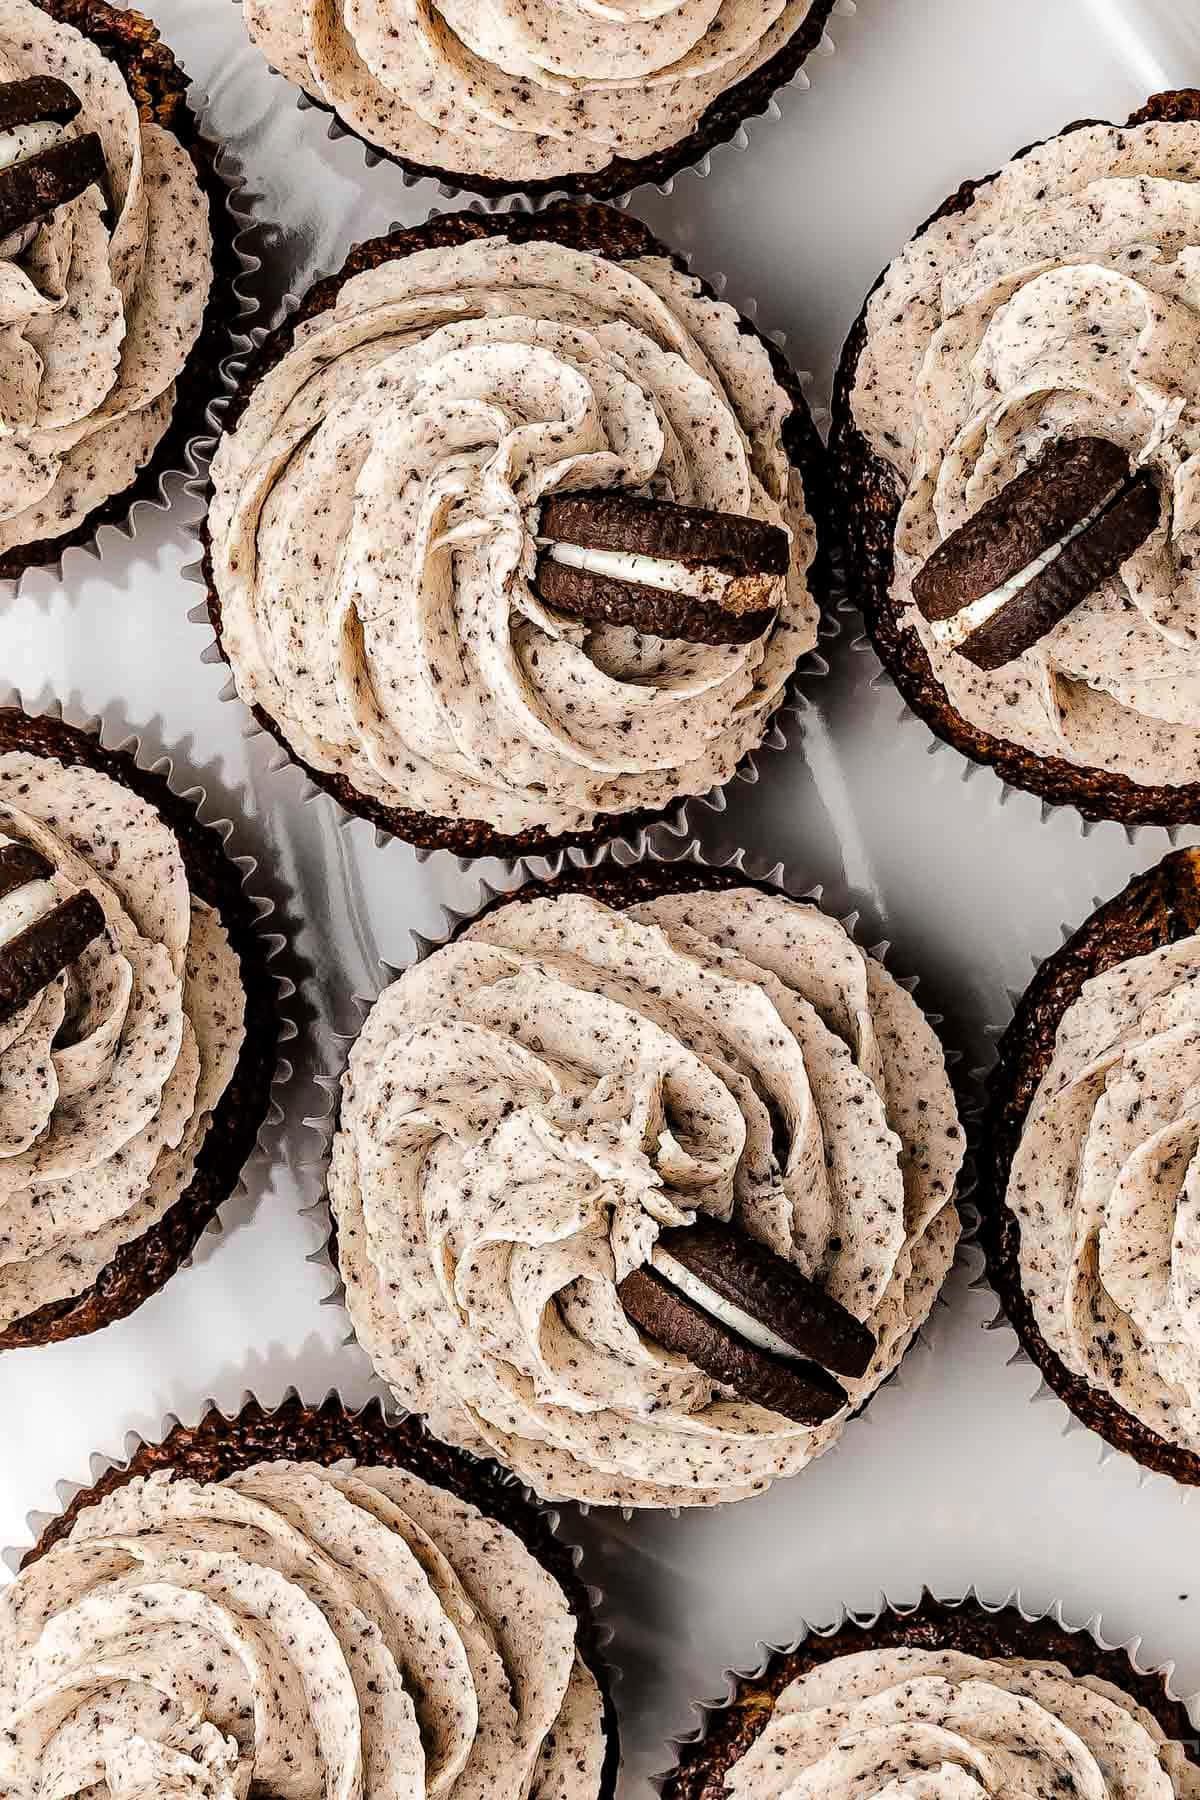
[
  {"left": 208, "top": 233, "right": 817, "bottom": 840},
  {"left": 330, "top": 884, "right": 963, "bottom": 1507},
  {"left": 852, "top": 115, "right": 1200, "bottom": 790},
  {"left": 0, "top": 1457, "right": 606, "bottom": 1799},
  {"left": 0, "top": 0, "right": 213, "bottom": 557},
  {"left": 0, "top": 750, "right": 245, "bottom": 1331},
  {"left": 720, "top": 1646, "right": 1200, "bottom": 1800}
]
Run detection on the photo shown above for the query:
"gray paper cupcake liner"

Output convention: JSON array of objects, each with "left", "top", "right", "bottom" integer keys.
[
  {"left": 653, "top": 1586, "right": 1200, "bottom": 1793},
  {"left": 0, "top": 1382, "right": 621, "bottom": 1786},
  {"left": 234, "top": 0, "right": 853, "bottom": 211},
  {"left": 2, "top": 74, "right": 263, "bottom": 600},
  {"left": 302, "top": 830, "right": 977, "bottom": 1513},
  {"left": 0, "top": 684, "right": 302, "bottom": 1311},
  {"left": 837, "top": 594, "right": 1200, "bottom": 850},
  {"left": 184, "top": 228, "right": 835, "bottom": 874}
]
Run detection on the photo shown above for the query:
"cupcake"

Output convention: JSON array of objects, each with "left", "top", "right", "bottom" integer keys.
[
  {"left": 0, "top": 705, "right": 283, "bottom": 1351},
  {"left": 239, "top": 0, "right": 836, "bottom": 203},
  {"left": 203, "top": 204, "right": 827, "bottom": 862},
  {"left": 1, "top": 1391, "right": 619, "bottom": 1799},
  {"left": 327, "top": 859, "right": 965, "bottom": 1508},
  {"left": 660, "top": 1595, "right": 1200, "bottom": 1800},
  {"left": 983, "top": 847, "right": 1200, "bottom": 1486},
  {"left": 0, "top": 0, "right": 243, "bottom": 586},
  {"left": 831, "top": 89, "right": 1200, "bottom": 826}
]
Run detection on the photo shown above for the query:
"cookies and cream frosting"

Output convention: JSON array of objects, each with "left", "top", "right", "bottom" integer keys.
[
  {"left": 0, "top": 750, "right": 245, "bottom": 1330},
  {"left": 208, "top": 234, "right": 816, "bottom": 840},
  {"left": 1007, "top": 931, "right": 1200, "bottom": 1452},
  {"left": 330, "top": 885, "right": 963, "bottom": 1507},
  {"left": 852, "top": 116, "right": 1200, "bottom": 789},
  {"left": 0, "top": 0, "right": 213, "bottom": 556},
  {"left": 0, "top": 1458, "right": 606, "bottom": 1799},
  {"left": 721, "top": 1646, "right": 1200, "bottom": 1800},
  {"left": 242, "top": 0, "right": 819, "bottom": 184}
]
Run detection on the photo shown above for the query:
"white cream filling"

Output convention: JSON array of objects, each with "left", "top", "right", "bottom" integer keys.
[
  {"left": 650, "top": 1245, "right": 805, "bottom": 1361},
  {"left": 541, "top": 540, "right": 736, "bottom": 602},
  {"left": 0, "top": 878, "right": 56, "bottom": 947},
  {"left": 0, "top": 119, "right": 64, "bottom": 172},
  {"left": 931, "top": 482, "right": 1127, "bottom": 650}
]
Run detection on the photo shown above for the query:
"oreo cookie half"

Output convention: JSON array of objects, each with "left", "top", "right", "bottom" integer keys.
[
  {"left": 536, "top": 492, "right": 790, "bottom": 645},
  {"left": 0, "top": 840, "right": 105, "bottom": 1024},
  {"left": 617, "top": 1213, "right": 876, "bottom": 1426},
  {"left": 912, "top": 437, "right": 1160, "bottom": 672},
  {"left": 0, "top": 131, "right": 106, "bottom": 241}
]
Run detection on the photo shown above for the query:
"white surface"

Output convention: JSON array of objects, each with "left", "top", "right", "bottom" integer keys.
[{"left": 3, "top": 0, "right": 1200, "bottom": 1793}]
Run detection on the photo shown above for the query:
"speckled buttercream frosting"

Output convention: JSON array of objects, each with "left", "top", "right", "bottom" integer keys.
[
  {"left": 240, "top": 0, "right": 831, "bottom": 197},
  {"left": 702, "top": 1645, "right": 1200, "bottom": 1800},
  {"left": 206, "top": 213, "right": 819, "bottom": 853},
  {"left": 0, "top": 743, "right": 246, "bottom": 1340},
  {"left": 0, "top": 0, "right": 213, "bottom": 565},
  {"left": 846, "top": 104, "right": 1200, "bottom": 799},
  {"left": 1005, "top": 919, "right": 1200, "bottom": 1457},
  {"left": 329, "top": 876, "right": 964, "bottom": 1508},
  {"left": 0, "top": 1452, "right": 609, "bottom": 1799}
]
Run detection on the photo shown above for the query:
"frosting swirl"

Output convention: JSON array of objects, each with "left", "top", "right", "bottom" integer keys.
[
  {"left": 852, "top": 118, "right": 1200, "bottom": 790},
  {"left": 0, "top": 751, "right": 245, "bottom": 1330},
  {"left": 330, "top": 885, "right": 963, "bottom": 1507},
  {"left": 1008, "top": 931, "right": 1200, "bottom": 1451},
  {"left": 209, "top": 235, "right": 816, "bottom": 840},
  {"left": 242, "top": 0, "right": 820, "bottom": 185},
  {"left": 722, "top": 1647, "right": 1200, "bottom": 1800},
  {"left": 0, "top": 0, "right": 212, "bottom": 556},
  {"left": 0, "top": 1458, "right": 606, "bottom": 1799}
]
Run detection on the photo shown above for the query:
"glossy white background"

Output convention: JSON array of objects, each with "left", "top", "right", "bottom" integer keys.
[{"left": 2, "top": 0, "right": 1200, "bottom": 1791}]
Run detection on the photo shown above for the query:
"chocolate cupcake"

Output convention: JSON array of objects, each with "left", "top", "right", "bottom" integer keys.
[
  {"left": 831, "top": 90, "right": 1200, "bottom": 826},
  {"left": 238, "top": 0, "right": 837, "bottom": 203},
  {"left": 0, "top": 0, "right": 248, "bottom": 587},
  {"left": 982, "top": 848, "right": 1200, "bottom": 1487},
  {"left": 0, "top": 703, "right": 285, "bottom": 1351},
  {"left": 660, "top": 1594, "right": 1200, "bottom": 1800},
  {"left": 202, "top": 203, "right": 829, "bottom": 862},
  {"left": 4, "top": 1390, "right": 619, "bottom": 1799},
  {"left": 325, "top": 854, "right": 965, "bottom": 1509}
]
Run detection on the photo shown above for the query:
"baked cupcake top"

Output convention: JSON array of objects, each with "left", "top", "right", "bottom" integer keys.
[
  {"left": 330, "top": 881, "right": 963, "bottom": 1508},
  {"left": 242, "top": 0, "right": 818, "bottom": 188},
  {"left": 717, "top": 1646, "right": 1200, "bottom": 1799},
  {"left": 0, "top": 1457, "right": 607, "bottom": 1798},
  {"left": 851, "top": 114, "right": 1200, "bottom": 791},
  {"left": 0, "top": 0, "right": 213, "bottom": 559},
  {"left": 1006, "top": 928, "right": 1200, "bottom": 1455},
  {"left": 0, "top": 748, "right": 245, "bottom": 1333},
  {"left": 208, "top": 228, "right": 816, "bottom": 844}
]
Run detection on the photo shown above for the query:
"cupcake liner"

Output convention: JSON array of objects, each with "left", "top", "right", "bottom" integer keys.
[
  {"left": 0, "top": 684, "right": 302, "bottom": 1349},
  {"left": 185, "top": 207, "right": 836, "bottom": 873},
  {"left": 835, "top": 591, "right": 1199, "bottom": 851},
  {"left": 0, "top": 1385, "right": 622, "bottom": 1798},
  {"left": 1, "top": 19, "right": 263, "bottom": 598},
  {"left": 654, "top": 1588, "right": 1200, "bottom": 1796},
  {"left": 232, "top": 0, "right": 850, "bottom": 209},
  {"left": 971, "top": 852, "right": 1200, "bottom": 1500},
  {"left": 303, "top": 830, "right": 976, "bottom": 1511}
]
